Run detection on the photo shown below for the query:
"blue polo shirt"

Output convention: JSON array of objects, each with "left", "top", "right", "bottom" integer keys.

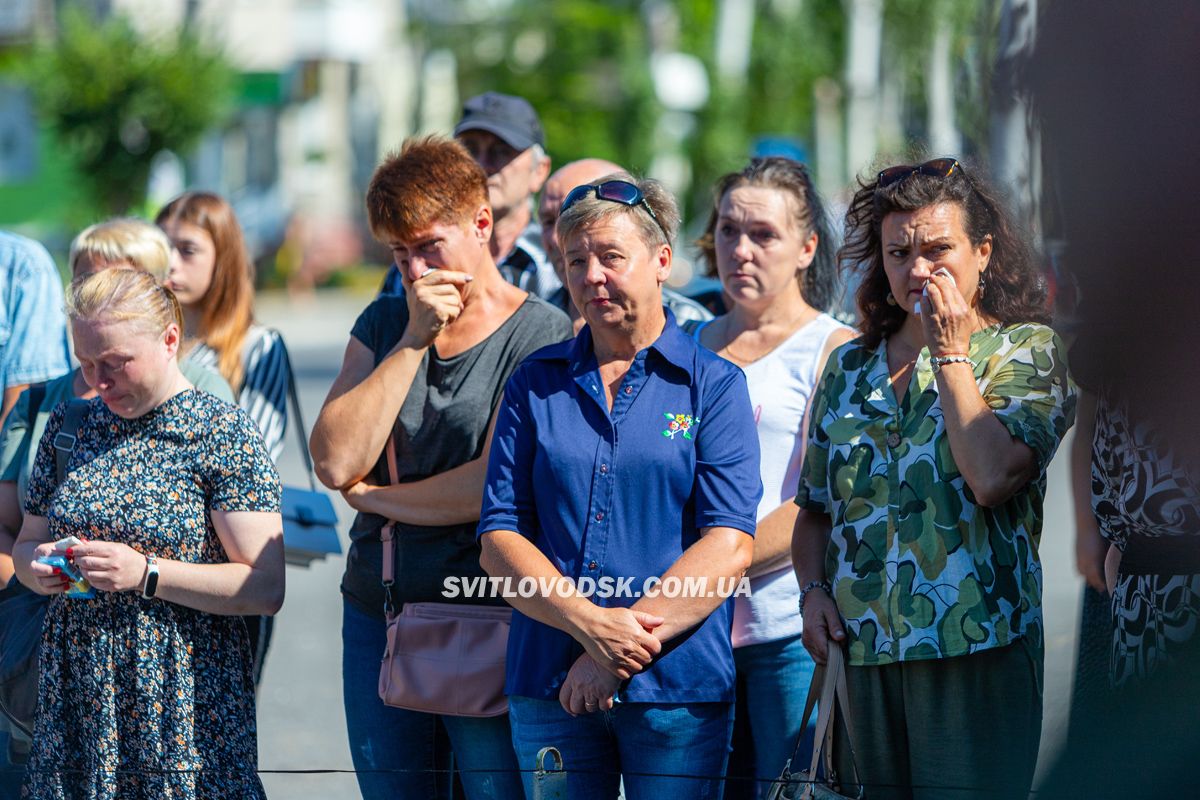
[{"left": 478, "top": 311, "right": 762, "bottom": 703}]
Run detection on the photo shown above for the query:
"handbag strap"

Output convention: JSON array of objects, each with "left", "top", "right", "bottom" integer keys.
[
  {"left": 274, "top": 331, "right": 319, "bottom": 493},
  {"left": 805, "top": 644, "right": 862, "bottom": 794},
  {"left": 806, "top": 646, "right": 842, "bottom": 781},
  {"left": 380, "top": 437, "right": 399, "bottom": 619}
]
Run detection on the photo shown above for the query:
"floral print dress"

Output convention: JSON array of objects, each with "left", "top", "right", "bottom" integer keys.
[{"left": 21, "top": 390, "right": 280, "bottom": 800}]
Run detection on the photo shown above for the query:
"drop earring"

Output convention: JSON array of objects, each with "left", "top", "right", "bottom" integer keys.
[
  {"left": 886, "top": 292, "right": 897, "bottom": 306},
  {"left": 977, "top": 275, "right": 986, "bottom": 301}
]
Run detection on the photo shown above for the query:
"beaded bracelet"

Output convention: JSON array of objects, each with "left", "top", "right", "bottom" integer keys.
[
  {"left": 798, "top": 579, "right": 832, "bottom": 618},
  {"left": 930, "top": 354, "right": 975, "bottom": 373}
]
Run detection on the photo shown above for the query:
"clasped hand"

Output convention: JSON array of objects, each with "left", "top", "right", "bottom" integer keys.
[
  {"left": 579, "top": 605, "right": 664, "bottom": 680},
  {"left": 563, "top": 606, "right": 664, "bottom": 714}
]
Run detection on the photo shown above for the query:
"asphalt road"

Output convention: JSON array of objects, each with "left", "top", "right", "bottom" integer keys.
[{"left": 253, "top": 288, "right": 1085, "bottom": 799}]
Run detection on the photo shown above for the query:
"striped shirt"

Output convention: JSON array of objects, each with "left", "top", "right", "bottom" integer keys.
[{"left": 182, "top": 325, "right": 289, "bottom": 463}]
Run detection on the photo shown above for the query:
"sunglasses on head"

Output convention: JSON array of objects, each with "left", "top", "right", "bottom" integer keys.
[
  {"left": 559, "top": 180, "right": 669, "bottom": 240},
  {"left": 877, "top": 157, "right": 962, "bottom": 188}
]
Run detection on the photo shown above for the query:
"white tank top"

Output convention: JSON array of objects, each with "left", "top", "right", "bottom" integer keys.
[{"left": 694, "top": 312, "right": 851, "bottom": 647}]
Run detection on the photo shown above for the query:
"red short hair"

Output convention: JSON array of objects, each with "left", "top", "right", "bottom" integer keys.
[{"left": 366, "top": 136, "right": 489, "bottom": 242}]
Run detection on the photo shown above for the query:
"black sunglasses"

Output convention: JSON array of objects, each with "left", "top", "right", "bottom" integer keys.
[
  {"left": 559, "top": 180, "right": 669, "bottom": 240},
  {"left": 877, "top": 157, "right": 962, "bottom": 188}
]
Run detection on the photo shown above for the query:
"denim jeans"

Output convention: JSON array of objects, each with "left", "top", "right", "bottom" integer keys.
[
  {"left": 341, "top": 599, "right": 523, "bottom": 800},
  {"left": 726, "top": 633, "right": 818, "bottom": 799},
  {"left": 508, "top": 695, "right": 734, "bottom": 800}
]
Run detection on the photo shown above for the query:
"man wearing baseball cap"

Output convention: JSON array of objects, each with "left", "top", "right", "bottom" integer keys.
[{"left": 380, "top": 92, "right": 558, "bottom": 301}]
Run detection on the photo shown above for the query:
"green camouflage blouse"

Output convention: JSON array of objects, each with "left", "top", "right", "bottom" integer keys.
[{"left": 796, "top": 323, "right": 1076, "bottom": 666}]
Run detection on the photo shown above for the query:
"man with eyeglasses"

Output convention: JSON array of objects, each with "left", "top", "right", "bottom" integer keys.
[
  {"left": 538, "top": 159, "right": 713, "bottom": 333},
  {"left": 380, "top": 92, "right": 558, "bottom": 301}
]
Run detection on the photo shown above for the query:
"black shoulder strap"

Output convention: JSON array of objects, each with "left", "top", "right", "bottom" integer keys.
[
  {"left": 272, "top": 331, "right": 319, "bottom": 492},
  {"left": 26, "top": 383, "right": 47, "bottom": 426},
  {"left": 52, "top": 400, "right": 90, "bottom": 488}
]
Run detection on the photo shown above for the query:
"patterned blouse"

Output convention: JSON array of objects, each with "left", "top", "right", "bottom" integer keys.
[{"left": 796, "top": 323, "right": 1076, "bottom": 666}]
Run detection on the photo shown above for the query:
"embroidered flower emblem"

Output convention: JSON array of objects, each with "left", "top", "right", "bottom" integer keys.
[{"left": 662, "top": 412, "right": 699, "bottom": 440}]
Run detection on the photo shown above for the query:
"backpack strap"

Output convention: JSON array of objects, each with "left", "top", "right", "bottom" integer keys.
[
  {"left": 25, "top": 383, "right": 46, "bottom": 427},
  {"left": 52, "top": 400, "right": 90, "bottom": 488}
]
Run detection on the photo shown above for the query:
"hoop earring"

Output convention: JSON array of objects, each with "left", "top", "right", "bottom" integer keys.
[{"left": 886, "top": 292, "right": 897, "bottom": 306}]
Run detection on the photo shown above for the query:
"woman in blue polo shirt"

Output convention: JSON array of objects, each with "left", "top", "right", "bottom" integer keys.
[{"left": 478, "top": 175, "right": 763, "bottom": 800}]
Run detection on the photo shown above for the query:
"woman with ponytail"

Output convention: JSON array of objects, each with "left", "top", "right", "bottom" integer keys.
[{"left": 693, "top": 157, "right": 854, "bottom": 797}]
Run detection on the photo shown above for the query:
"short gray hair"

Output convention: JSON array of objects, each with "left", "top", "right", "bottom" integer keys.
[{"left": 556, "top": 173, "right": 680, "bottom": 254}]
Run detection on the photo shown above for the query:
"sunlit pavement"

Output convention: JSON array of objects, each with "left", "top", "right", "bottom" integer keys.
[{"left": 253, "top": 287, "right": 1084, "bottom": 799}]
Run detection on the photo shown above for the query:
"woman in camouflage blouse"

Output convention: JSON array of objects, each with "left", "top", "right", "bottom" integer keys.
[{"left": 792, "top": 159, "right": 1075, "bottom": 800}]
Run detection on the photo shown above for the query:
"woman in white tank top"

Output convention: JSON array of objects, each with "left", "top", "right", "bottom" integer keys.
[{"left": 693, "top": 158, "right": 855, "bottom": 799}]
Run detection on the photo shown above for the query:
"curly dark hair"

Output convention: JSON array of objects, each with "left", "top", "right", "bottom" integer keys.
[
  {"left": 840, "top": 159, "right": 1048, "bottom": 348},
  {"left": 696, "top": 157, "right": 837, "bottom": 311}
]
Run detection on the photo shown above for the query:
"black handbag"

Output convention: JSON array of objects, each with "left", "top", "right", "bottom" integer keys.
[
  {"left": 276, "top": 339, "right": 341, "bottom": 567},
  {"left": 766, "top": 644, "right": 863, "bottom": 800},
  {"left": 0, "top": 398, "right": 89, "bottom": 737}
]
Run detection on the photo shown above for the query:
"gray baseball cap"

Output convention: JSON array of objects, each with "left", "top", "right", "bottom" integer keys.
[{"left": 454, "top": 92, "right": 545, "bottom": 151}]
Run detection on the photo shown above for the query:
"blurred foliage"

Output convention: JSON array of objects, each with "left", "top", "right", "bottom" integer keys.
[
  {"left": 681, "top": 0, "right": 845, "bottom": 214},
  {"left": 10, "top": 4, "right": 234, "bottom": 216},
  {"left": 414, "top": 0, "right": 661, "bottom": 176},
  {"left": 883, "top": 0, "right": 991, "bottom": 154},
  {"left": 414, "top": 0, "right": 996, "bottom": 222}
]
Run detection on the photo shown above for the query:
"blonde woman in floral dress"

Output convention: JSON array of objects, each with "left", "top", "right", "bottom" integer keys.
[{"left": 13, "top": 270, "right": 284, "bottom": 799}]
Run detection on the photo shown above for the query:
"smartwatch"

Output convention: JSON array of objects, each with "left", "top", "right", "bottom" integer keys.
[{"left": 141, "top": 556, "right": 160, "bottom": 599}]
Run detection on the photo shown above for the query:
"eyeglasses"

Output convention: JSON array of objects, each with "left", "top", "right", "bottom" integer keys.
[
  {"left": 559, "top": 180, "right": 669, "bottom": 240},
  {"left": 877, "top": 158, "right": 962, "bottom": 188}
]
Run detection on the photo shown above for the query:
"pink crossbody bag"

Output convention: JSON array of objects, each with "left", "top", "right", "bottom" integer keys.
[{"left": 375, "top": 437, "right": 512, "bottom": 717}]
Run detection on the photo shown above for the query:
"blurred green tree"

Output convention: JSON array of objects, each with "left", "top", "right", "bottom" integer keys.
[
  {"left": 414, "top": 0, "right": 847, "bottom": 222},
  {"left": 16, "top": 5, "right": 234, "bottom": 215},
  {"left": 411, "top": 0, "right": 999, "bottom": 223},
  {"left": 414, "top": 0, "right": 660, "bottom": 175}
]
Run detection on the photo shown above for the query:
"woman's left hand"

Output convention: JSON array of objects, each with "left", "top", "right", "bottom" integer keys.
[
  {"left": 559, "top": 653, "right": 620, "bottom": 715},
  {"left": 74, "top": 541, "right": 149, "bottom": 593},
  {"left": 920, "top": 271, "right": 975, "bottom": 356},
  {"left": 340, "top": 481, "right": 372, "bottom": 512}
]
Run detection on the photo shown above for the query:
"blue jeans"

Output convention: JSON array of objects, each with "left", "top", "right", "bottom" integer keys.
[
  {"left": 727, "top": 633, "right": 818, "bottom": 799},
  {"left": 341, "top": 599, "right": 523, "bottom": 799},
  {"left": 508, "top": 695, "right": 734, "bottom": 800}
]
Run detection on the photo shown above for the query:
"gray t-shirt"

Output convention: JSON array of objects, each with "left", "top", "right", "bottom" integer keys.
[{"left": 341, "top": 294, "right": 572, "bottom": 618}]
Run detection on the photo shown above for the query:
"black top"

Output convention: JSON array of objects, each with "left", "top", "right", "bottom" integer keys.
[{"left": 340, "top": 294, "right": 572, "bottom": 618}]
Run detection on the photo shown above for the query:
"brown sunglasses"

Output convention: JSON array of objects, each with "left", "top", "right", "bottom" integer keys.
[{"left": 877, "top": 157, "right": 962, "bottom": 188}]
